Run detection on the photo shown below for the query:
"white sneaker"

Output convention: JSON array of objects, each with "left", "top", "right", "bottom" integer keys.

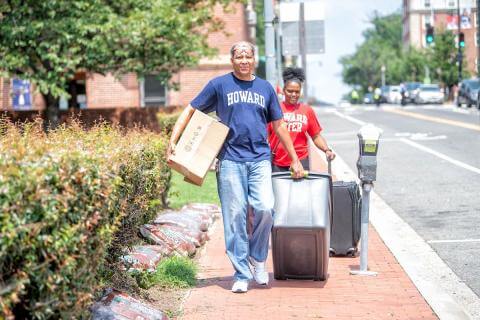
[
  {"left": 231, "top": 280, "right": 248, "bottom": 293},
  {"left": 249, "top": 257, "right": 269, "bottom": 285}
]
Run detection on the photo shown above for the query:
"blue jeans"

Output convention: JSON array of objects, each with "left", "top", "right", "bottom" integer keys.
[{"left": 217, "top": 159, "right": 274, "bottom": 281}]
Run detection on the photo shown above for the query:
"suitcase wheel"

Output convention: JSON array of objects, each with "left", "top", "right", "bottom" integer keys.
[
  {"left": 348, "top": 248, "right": 358, "bottom": 257},
  {"left": 329, "top": 249, "right": 335, "bottom": 257}
]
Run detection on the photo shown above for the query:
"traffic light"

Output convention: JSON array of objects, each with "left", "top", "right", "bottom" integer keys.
[
  {"left": 426, "top": 24, "right": 434, "bottom": 45},
  {"left": 459, "top": 32, "right": 465, "bottom": 48}
]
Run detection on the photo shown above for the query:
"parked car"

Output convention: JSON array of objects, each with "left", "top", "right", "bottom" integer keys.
[
  {"left": 457, "top": 78, "right": 480, "bottom": 108},
  {"left": 363, "top": 92, "right": 374, "bottom": 104},
  {"left": 387, "top": 85, "right": 402, "bottom": 104},
  {"left": 404, "top": 82, "right": 421, "bottom": 104},
  {"left": 414, "top": 84, "right": 444, "bottom": 104},
  {"left": 380, "top": 85, "right": 390, "bottom": 103}
]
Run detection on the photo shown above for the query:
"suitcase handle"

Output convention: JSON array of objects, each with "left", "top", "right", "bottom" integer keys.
[{"left": 271, "top": 171, "right": 330, "bottom": 180}]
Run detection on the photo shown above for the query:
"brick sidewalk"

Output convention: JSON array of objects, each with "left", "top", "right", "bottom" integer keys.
[{"left": 180, "top": 152, "right": 438, "bottom": 320}]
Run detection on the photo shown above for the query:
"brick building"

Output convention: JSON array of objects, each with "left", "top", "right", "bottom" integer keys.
[
  {"left": 0, "top": 2, "right": 254, "bottom": 111},
  {"left": 403, "top": 0, "right": 478, "bottom": 75}
]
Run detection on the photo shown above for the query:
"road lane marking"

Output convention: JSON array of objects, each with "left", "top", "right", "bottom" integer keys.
[
  {"left": 330, "top": 110, "right": 479, "bottom": 175},
  {"left": 428, "top": 239, "right": 480, "bottom": 244},
  {"left": 400, "top": 138, "right": 480, "bottom": 175},
  {"left": 410, "top": 133, "right": 447, "bottom": 141},
  {"left": 323, "top": 130, "right": 359, "bottom": 137},
  {"left": 386, "top": 108, "right": 480, "bottom": 131},
  {"left": 331, "top": 110, "right": 367, "bottom": 126}
]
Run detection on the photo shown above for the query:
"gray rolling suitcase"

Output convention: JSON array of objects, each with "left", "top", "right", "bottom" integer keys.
[
  {"left": 271, "top": 172, "right": 333, "bottom": 281},
  {"left": 328, "top": 160, "right": 362, "bottom": 257}
]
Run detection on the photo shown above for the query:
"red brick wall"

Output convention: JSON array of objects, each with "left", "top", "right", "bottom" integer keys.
[
  {"left": 207, "top": 3, "right": 249, "bottom": 55},
  {"left": 168, "top": 3, "right": 249, "bottom": 106},
  {"left": 0, "top": 78, "right": 10, "bottom": 110},
  {"left": 86, "top": 73, "right": 140, "bottom": 108},
  {"left": 435, "top": 13, "right": 478, "bottom": 75}
]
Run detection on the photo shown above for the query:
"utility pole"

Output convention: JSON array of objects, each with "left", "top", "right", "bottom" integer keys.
[
  {"left": 299, "top": 2, "right": 308, "bottom": 100},
  {"left": 264, "top": 0, "right": 276, "bottom": 86},
  {"left": 457, "top": 0, "right": 463, "bottom": 83},
  {"left": 274, "top": 10, "right": 283, "bottom": 89},
  {"left": 477, "top": 0, "right": 480, "bottom": 75}
]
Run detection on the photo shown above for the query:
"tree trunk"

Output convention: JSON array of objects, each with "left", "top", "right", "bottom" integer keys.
[{"left": 43, "top": 93, "right": 60, "bottom": 131}]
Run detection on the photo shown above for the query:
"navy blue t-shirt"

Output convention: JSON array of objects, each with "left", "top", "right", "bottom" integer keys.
[{"left": 190, "top": 73, "right": 283, "bottom": 162}]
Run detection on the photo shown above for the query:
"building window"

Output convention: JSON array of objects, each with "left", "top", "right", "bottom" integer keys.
[
  {"left": 142, "top": 75, "right": 167, "bottom": 107},
  {"left": 424, "top": 0, "right": 431, "bottom": 8},
  {"left": 448, "top": 0, "right": 455, "bottom": 7}
]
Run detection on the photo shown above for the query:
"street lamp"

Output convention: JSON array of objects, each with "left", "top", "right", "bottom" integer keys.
[{"left": 381, "top": 65, "right": 386, "bottom": 87}]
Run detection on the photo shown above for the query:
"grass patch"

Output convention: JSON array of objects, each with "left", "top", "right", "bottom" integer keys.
[
  {"left": 168, "top": 171, "right": 219, "bottom": 209},
  {"left": 134, "top": 256, "right": 198, "bottom": 289}
]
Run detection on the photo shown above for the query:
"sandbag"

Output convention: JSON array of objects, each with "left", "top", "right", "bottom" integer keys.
[
  {"left": 140, "top": 224, "right": 196, "bottom": 256},
  {"left": 91, "top": 289, "right": 169, "bottom": 320},
  {"left": 163, "top": 225, "right": 208, "bottom": 247},
  {"left": 153, "top": 210, "right": 209, "bottom": 232},
  {"left": 182, "top": 203, "right": 221, "bottom": 215},
  {"left": 180, "top": 208, "right": 215, "bottom": 228},
  {"left": 182, "top": 203, "right": 220, "bottom": 221},
  {"left": 120, "top": 245, "right": 172, "bottom": 272}
]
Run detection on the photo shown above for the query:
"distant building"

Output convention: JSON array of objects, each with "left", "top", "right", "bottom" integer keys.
[
  {"left": 0, "top": 2, "right": 256, "bottom": 111},
  {"left": 403, "top": 0, "right": 478, "bottom": 75}
]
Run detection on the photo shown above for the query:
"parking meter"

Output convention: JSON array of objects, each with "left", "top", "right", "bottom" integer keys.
[
  {"left": 351, "top": 124, "right": 382, "bottom": 277},
  {"left": 356, "top": 124, "right": 382, "bottom": 183}
]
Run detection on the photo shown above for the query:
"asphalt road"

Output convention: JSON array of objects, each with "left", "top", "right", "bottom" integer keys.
[{"left": 314, "top": 103, "right": 480, "bottom": 297}]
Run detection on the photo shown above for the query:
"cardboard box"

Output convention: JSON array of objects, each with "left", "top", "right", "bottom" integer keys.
[{"left": 168, "top": 109, "right": 229, "bottom": 186}]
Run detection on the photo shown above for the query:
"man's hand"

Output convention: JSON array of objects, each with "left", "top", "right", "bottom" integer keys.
[
  {"left": 166, "top": 141, "right": 176, "bottom": 162},
  {"left": 289, "top": 159, "right": 304, "bottom": 179},
  {"left": 165, "top": 105, "right": 195, "bottom": 163}
]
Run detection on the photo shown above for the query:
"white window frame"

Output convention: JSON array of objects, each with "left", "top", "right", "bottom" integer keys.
[{"left": 140, "top": 76, "right": 168, "bottom": 107}]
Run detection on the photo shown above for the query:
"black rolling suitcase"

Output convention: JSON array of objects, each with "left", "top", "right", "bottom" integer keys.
[
  {"left": 271, "top": 172, "right": 333, "bottom": 281},
  {"left": 328, "top": 161, "right": 362, "bottom": 257}
]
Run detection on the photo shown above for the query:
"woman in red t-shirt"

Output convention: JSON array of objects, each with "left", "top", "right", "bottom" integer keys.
[{"left": 268, "top": 67, "right": 336, "bottom": 172}]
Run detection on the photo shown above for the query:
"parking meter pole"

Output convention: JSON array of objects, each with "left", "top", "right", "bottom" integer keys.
[
  {"left": 351, "top": 123, "right": 381, "bottom": 277},
  {"left": 359, "top": 182, "right": 370, "bottom": 271},
  {"left": 350, "top": 182, "right": 377, "bottom": 276}
]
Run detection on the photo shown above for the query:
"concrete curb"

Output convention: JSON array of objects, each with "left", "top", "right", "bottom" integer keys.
[{"left": 331, "top": 152, "right": 479, "bottom": 320}]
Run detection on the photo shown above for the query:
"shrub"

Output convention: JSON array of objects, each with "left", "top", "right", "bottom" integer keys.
[
  {"left": 0, "top": 119, "right": 171, "bottom": 319},
  {"left": 134, "top": 256, "right": 197, "bottom": 290},
  {"left": 156, "top": 111, "right": 180, "bottom": 135}
]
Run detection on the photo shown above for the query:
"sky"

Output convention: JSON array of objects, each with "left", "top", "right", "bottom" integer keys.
[{"left": 306, "top": 0, "right": 401, "bottom": 104}]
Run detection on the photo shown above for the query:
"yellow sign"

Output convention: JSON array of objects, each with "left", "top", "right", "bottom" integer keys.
[{"left": 364, "top": 140, "right": 377, "bottom": 153}]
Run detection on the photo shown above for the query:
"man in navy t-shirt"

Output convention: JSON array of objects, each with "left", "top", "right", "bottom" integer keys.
[{"left": 167, "top": 41, "right": 303, "bottom": 293}]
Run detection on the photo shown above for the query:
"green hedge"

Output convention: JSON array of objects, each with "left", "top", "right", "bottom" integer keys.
[
  {"left": 0, "top": 120, "right": 171, "bottom": 319},
  {"left": 157, "top": 111, "right": 180, "bottom": 135}
]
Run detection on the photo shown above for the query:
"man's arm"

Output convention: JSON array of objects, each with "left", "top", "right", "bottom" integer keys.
[
  {"left": 166, "top": 105, "right": 195, "bottom": 159},
  {"left": 271, "top": 119, "right": 304, "bottom": 178},
  {"left": 311, "top": 133, "right": 336, "bottom": 161}
]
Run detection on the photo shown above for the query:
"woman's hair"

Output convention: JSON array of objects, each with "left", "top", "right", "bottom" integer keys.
[{"left": 282, "top": 67, "right": 305, "bottom": 85}]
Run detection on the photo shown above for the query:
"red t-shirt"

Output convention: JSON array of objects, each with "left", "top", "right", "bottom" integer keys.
[{"left": 268, "top": 102, "right": 322, "bottom": 167}]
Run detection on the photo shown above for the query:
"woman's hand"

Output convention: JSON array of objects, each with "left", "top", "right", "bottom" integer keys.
[{"left": 325, "top": 149, "right": 336, "bottom": 161}]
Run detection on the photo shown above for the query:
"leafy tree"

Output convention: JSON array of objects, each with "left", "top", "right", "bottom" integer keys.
[
  {"left": 340, "top": 12, "right": 404, "bottom": 91},
  {"left": 340, "top": 11, "right": 464, "bottom": 95},
  {"left": 427, "top": 30, "right": 466, "bottom": 88},
  {"left": 0, "top": 0, "right": 230, "bottom": 128},
  {"left": 401, "top": 46, "right": 428, "bottom": 82}
]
